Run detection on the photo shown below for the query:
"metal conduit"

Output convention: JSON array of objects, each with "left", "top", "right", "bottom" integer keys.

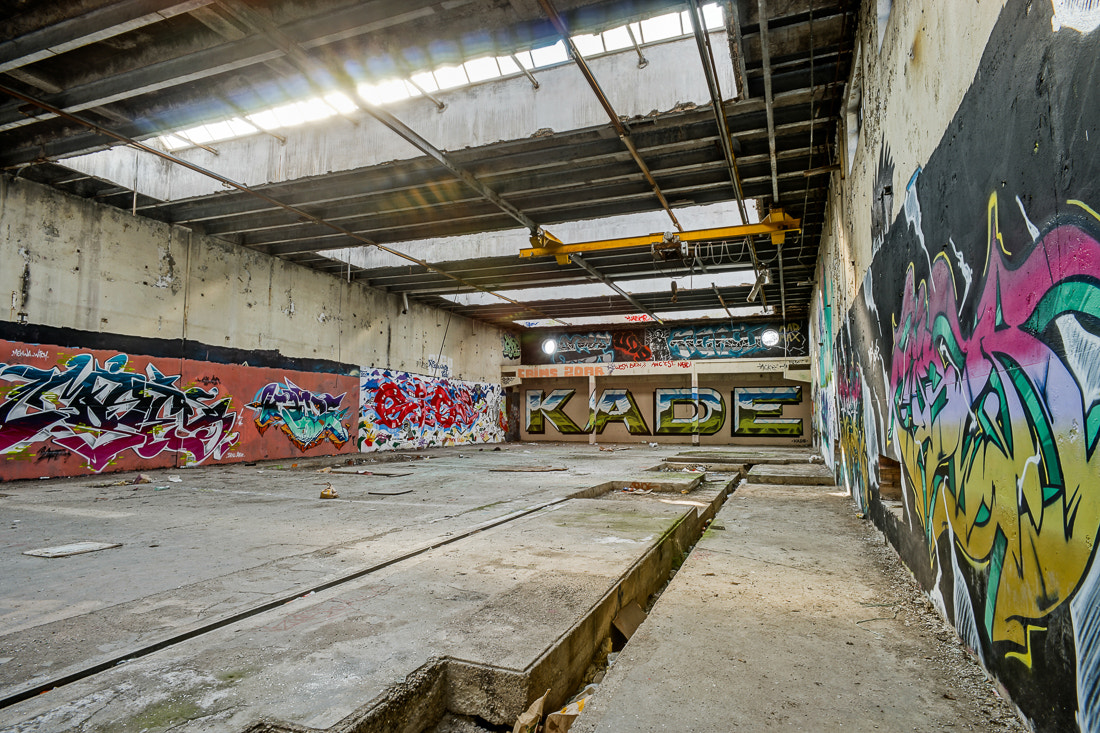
[{"left": 0, "top": 83, "right": 566, "bottom": 325}]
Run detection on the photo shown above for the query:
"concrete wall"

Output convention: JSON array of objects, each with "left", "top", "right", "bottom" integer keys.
[
  {"left": 811, "top": 0, "right": 1100, "bottom": 729},
  {"left": 0, "top": 176, "right": 509, "bottom": 479}
]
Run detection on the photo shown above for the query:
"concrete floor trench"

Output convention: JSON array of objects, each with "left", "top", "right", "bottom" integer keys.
[{"left": 0, "top": 444, "right": 1025, "bottom": 732}]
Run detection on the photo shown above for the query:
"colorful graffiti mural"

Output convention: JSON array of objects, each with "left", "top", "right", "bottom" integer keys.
[
  {"left": 654, "top": 388, "right": 725, "bottom": 435},
  {"left": 0, "top": 353, "right": 238, "bottom": 472},
  {"left": 892, "top": 193, "right": 1100, "bottom": 666},
  {"left": 809, "top": 2, "right": 1100, "bottom": 727},
  {"left": 525, "top": 385, "right": 804, "bottom": 439},
  {"left": 661, "top": 324, "right": 804, "bottom": 361},
  {"left": 501, "top": 332, "right": 521, "bottom": 360},
  {"left": 247, "top": 380, "right": 350, "bottom": 451},
  {"left": 359, "top": 369, "right": 505, "bottom": 451},
  {"left": 525, "top": 322, "right": 807, "bottom": 364},
  {"left": 733, "top": 387, "right": 804, "bottom": 437},
  {"left": 524, "top": 388, "right": 650, "bottom": 434}
]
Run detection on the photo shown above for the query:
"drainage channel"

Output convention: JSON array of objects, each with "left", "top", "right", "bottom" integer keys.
[
  {"left": 248, "top": 474, "right": 740, "bottom": 733},
  {"left": 0, "top": 497, "right": 573, "bottom": 712}
]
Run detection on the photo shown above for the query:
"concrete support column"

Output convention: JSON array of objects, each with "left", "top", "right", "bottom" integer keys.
[
  {"left": 692, "top": 368, "right": 700, "bottom": 446},
  {"left": 589, "top": 373, "right": 597, "bottom": 445}
]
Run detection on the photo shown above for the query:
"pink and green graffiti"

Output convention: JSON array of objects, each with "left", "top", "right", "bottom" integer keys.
[
  {"left": 0, "top": 353, "right": 239, "bottom": 471},
  {"left": 891, "top": 193, "right": 1100, "bottom": 665},
  {"left": 247, "top": 380, "right": 350, "bottom": 451}
]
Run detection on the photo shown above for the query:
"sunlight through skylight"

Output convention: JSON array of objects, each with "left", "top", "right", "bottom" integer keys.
[
  {"left": 442, "top": 270, "right": 755, "bottom": 308},
  {"left": 514, "top": 305, "right": 772, "bottom": 329},
  {"left": 152, "top": 3, "right": 726, "bottom": 153}
]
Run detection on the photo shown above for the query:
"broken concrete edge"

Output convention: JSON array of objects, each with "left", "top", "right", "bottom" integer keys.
[
  {"left": 238, "top": 472, "right": 739, "bottom": 732},
  {"left": 0, "top": 497, "right": 576, "bottom": 711},
  {"left": 517, "top": 474, "right": 736, "bottom": 719},
  {"left": 568, "top": 473, "right": 704, "bottom": 498},
  {"left": 644, "top": 461, "right": 746, "bottom": 474}
]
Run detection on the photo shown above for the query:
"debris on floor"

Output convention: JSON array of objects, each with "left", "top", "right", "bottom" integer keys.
[
  {"left": 319, "top": 483, "right": 339, "bottom": 499},
  {"left": 23, "top": 541, "right": 122, "bottom": 558},
  {"left": 545, "top": 692, "right": 589, "bottom": 733},
  {"left": 512, "top": 689, "right": 549, "bottom": 733},
  {"left": 612, "top": 601, "right": 647, "bottom": 641},
  {"left": 489, "top": 466, "right": 567, "bottom": 472},
  {"left": 368, "top": 489, "right": 414, "bottom": 496}
]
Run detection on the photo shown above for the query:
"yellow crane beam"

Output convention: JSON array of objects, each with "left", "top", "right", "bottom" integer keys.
[{"left": 521, "top": 210, "right": 800, "bottom": 264}]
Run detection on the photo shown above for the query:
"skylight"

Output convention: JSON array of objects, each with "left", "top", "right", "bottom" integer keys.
[
  {"left": 514, "top": 305, "right": 773, "bottom": 329},
  {"left": 441, "top": 270, "right": 756, "bottom": 308},
  {"left": 152, "top": 3, "right": 726, "bottom": 153}
]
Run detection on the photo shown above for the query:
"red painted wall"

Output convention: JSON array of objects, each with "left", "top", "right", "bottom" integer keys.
[{"left": 0, "top": 340, "right": 356, "bottom": 481}]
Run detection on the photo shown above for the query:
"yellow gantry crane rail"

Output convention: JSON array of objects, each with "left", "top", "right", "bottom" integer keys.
[{"left": 522, "top": 210, "right": 800, "bottom": 264}]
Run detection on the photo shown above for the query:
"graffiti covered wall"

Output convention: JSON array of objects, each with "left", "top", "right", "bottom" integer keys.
[
  {"left": 359, "top": 369, "right": 505, "bottom": 451},
  {"left": 521, "top": 375, "right": 809, "bottom": 446},
  {"left": 522, "top": 322, "right": 806, "bottom": 364},
  {"left": 813, "top": 1, "right": 1100, "bottom": 729},
  {"left": 0, "top": 340, "right": 359, "bottom": 480}
]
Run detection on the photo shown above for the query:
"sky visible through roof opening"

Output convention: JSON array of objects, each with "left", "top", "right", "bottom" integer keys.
[{"left": 152, "top": 4, "right": 725, "bottom": 152}]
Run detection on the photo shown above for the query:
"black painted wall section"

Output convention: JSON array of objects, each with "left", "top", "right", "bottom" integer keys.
[
  {"left": 827, "top": 2, "right": 1100, "bottom": 730},
  {"left": 0, "top": 321, "right": 360, "bottom": 376}
]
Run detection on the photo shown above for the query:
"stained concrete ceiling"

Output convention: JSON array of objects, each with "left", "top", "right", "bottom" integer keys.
[{"left": 0, "top": 0, "right": 856, "bottom": 328}]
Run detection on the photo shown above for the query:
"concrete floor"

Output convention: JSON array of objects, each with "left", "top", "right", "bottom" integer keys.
[{"left": 0, "top": 444, "right": 1023, "bottom": 732}]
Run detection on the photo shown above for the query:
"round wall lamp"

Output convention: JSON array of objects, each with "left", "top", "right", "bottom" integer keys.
[
  {"left": 541, "top": 338, "right": 558, "bottom": 355},
  {"left": 760, "top": 329, "right": 781, "bottom": 348}
]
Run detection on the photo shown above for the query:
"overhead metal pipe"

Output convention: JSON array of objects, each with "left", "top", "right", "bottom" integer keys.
[
  {"left": 0, "top": 83, "right": 567, "bottom": 325},
  {"left": 685, "top": 0, "right": 767, "bottom": 310},
  {"left": 570, "top": 254, "right": 664, "bottom": 324},
  {"left": 625, "top": 24, "right": 648, "bottom": 68},
  {"left": 756, "top": 0, "right": 781, "bottom": 203},
  {"left": 712, "top": 283, "right": 733, "bottom": 319},
  {"left": 537, "top": 0, "right": 682, "bottom": 232},
  {"left": 685, "top": 0, "right": 748, "bottom": 225},
  {"left": 510, "top": 54, "right": 540, "bottom": 89}
]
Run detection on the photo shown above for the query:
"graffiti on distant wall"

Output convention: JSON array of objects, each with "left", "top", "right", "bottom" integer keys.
[
  {"left": 0, "top": 353, "right": 238, "bottom": 471},
  {"left": 526, "top": 323, "right": 807, "bottom": 364},
  {"left": 611, "top": 330, "right": 653, "bottom": 362},
  {"left": 648, "top": 323, "right": 806, "bottom": 361},
  {"left": 501, "top": 332, "right": 521, "bottom": 360},
  {"left": 550, "top": 332, "right": 613, "bottom": 363},
  {"left": 654, "top": 388, "right": 725, "bottom": 435},
  {"left": 359, "top": 369, "right": 504, "bottom": 450},
  {"left": 733, "top": 387, "right": 803, "bottom": 436},
  {"left": 247, "top": 380, "right": 350, "bottom": 451},
  {"left": 526, "top": 385, "right": 803, "bottom": 438},
  {"left": 810, "top": 3, "right": 1100, "bottom": 728}
]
